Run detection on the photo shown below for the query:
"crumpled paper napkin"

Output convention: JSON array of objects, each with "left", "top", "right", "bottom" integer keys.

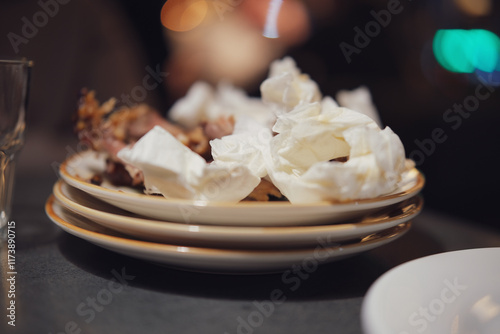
[
  {"left": 118, "top": 126, "right": 260, "bottom": 202},
  {"left": 117, "top": 57, "right": 413, "bottom": 203}
]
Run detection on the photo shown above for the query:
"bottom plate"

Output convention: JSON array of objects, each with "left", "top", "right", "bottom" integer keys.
[
  {"left": 53, "top": 179, "right": 423, "bottom": 249},
  {"left": 46, "top": 195, "right": 411, "bottom": 274}
]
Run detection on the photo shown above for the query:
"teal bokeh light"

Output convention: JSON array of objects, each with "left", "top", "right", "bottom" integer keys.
[{"left": 433, "top": 29, "right": 500, "bottom": 73}]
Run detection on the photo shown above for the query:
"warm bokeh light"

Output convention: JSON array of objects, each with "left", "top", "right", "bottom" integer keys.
[
  {"left": 454, "top": 0, "right": 492, "bottom": 17},
  {"left": 161, "top": 0, "right": 208, "bottom": 32},
  {"left": 165, "top": 17, "right": 282, "bottom": 97},
  {"left": 162, "top": 0, "right": 312, "bottom": 96},
  {"left": 433, "top": 29, "right": 500, "bottom": 73}
]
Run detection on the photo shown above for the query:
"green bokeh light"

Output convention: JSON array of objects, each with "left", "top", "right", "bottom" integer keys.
[{"left": 433, "top": 29, "right": 500, "bottom": 73}]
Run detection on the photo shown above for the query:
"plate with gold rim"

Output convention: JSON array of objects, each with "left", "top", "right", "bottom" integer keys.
[
  {"left": 46, "top": 195, "right": 412, "bottom": 273},
  {"left": 53, "top": 179, "right": 423, "bottom": 248},
  {"left": 59, "top": 151, "right": 425, "bottom": 226}
]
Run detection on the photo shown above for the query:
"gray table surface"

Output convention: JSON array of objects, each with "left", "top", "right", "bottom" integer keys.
[{"left": 2, "top": 173, "right": 500, "bottom": 334}]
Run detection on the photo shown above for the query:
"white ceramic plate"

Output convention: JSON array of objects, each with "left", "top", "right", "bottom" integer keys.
[
  {"left": 53, "top": 179, "right": 423, "bottom": 248},
  {"left": 46, "top": 195, "right": 412, "bottom": 273},
  {"left": 59, "top": 151, "right": 425, "bottom": 226},
  {"left": 362, "top": 248, "right": 500, "bottom": 334}
]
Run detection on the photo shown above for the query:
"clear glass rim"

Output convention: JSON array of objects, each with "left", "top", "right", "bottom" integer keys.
[{"left": 0, "top": 59, "right": 33, "bottom": 67}]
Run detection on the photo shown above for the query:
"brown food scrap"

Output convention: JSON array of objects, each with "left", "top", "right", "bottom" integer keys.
[
  {"left": 89, "top": 174, "right": 103, "bottom": 186},
  {"left": 75, "top": 89, "right": 213, "bottom": 161},
  {"left": 75, "top": 89, "right": 186, "bottom": 157},
  {"left": 203, "top": 115, "right": 235, "bottom": 140},
  {"left": 185, "top": 126, "right": 211, "bottom": 161},
  {"left": 103, "top": 159, "right": 135, "bottom": 187},
  {"left": 75, "top": 89, "right": 116, "bottom": 152},
  {"left": 244, "top": 179, "right": 284, "bottom": 202},
  {"left": 330, "top": 156, "right": 349, "bottom": 163}
]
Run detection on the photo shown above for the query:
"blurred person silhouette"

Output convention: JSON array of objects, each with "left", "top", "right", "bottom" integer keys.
[{"left": 161, "top": 0, "right": 315, "bottom": 98}]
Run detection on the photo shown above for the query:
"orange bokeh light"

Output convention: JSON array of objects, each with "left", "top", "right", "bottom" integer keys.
[
  {"left": 161, "top": 0, "right": 208, "bottom": 32},
  {"left": 454, "top": 0, "right": 492, "bottom": 16}
]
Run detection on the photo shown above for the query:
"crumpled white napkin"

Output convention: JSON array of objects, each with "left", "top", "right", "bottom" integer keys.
[
  {"left": 264, "top": 97, "right": 408, "bottom": 203},
  {"left": 206, "top": 95, "right": 409, "bottom": 203},
  {"left": 169, "top": 81, "right": 275, "bottom": 129},
  {"left": 269, "top": 97, "right": 377, "bottom": 174},
  {"left": 117, "top": 126, "right": 260, "bottom": 202},
  {"left": 210, "top": 116, "right": 273, "bottom": 179},
  {"left": 336, "top": 85, "right": 382, "bottom": 127},
  {"left": 260, "top": 57, "right": 322, "bottom": 114},
  {"left": 118, "top": 57, "right": 413, "bottom": 204},
  {"left": 261, "top": 58, "right": 382, "bottom": 125}
]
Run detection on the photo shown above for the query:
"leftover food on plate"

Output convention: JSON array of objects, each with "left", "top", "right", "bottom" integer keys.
[
  {"left": 59, "top": 150, "right": 423, "bottom": 226},
  {"left": 74, "top": 57, "right": 417, "bottom": 204}
]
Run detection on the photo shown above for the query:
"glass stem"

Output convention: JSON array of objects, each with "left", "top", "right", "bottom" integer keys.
[{"left": 0, "top": 151, "right": 15, "bottom": 232}]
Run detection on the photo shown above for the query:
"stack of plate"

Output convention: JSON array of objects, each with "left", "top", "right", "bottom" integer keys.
[{"left": 45, "top": 151, "right": 425, "bottom": 273}]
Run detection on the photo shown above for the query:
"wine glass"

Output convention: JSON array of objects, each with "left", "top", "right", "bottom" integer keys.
[{"left": 0, "top": 59, "right": 32, "bottom": 238}]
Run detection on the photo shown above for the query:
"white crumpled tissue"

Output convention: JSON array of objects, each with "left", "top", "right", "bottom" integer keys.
[
  {"left": 260, "top": 57, "right": 322, "bottom": 114},
  {"left": 263, "top": 98, "right": 408, "bottom": 203},
  {"left": 258, "top": 58, "right": 411, "bottom": 203},
  {"left": 210, "top": 116, "right": 273, "bottom": 179},
  {"left": 169, "top": 81, "right": 275, "bottom": 129},
  {"left": 117, "top": 126, "right": 260, "bottom": 202},
  {"left": 118, "top": 57, "right": 414, "bottom": 204},
  {"left": 336, "top": 85, "right": 382, "bottom": 127}
]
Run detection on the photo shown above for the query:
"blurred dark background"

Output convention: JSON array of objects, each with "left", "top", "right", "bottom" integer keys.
[{"left": 1, "top": 0, "right": 499, "bottom": 227}]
